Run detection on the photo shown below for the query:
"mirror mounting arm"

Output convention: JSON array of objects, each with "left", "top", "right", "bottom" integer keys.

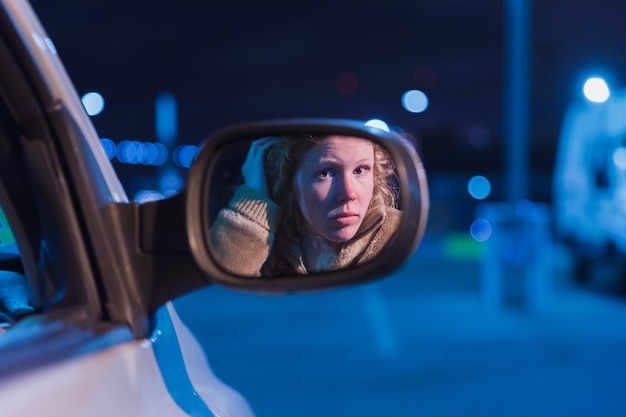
[
  {"left": 139, "top": 192, "right": 189, "bottom": 253},
  {"left": 101, "top": 194, "right": 210, "bottom": 337},
  {"left": 138, "top": 192, "right": 211, "bottom": 313}
]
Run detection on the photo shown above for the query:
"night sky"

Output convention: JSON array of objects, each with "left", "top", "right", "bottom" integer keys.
[{"left": 27, "top": 0, "right": 626, "bottom": 186}]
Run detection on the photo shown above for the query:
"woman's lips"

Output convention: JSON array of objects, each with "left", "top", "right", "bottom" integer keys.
[{"left": 331, "top": 213, "right": 360, "bottom": 226}]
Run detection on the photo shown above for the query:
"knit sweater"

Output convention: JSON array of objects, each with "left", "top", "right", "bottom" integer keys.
[{"left": 210, "top": 185, "right": 401, "bottom": 276}]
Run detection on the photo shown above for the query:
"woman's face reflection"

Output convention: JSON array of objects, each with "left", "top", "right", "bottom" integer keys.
[{"left": 294, "top": 136, "right": 375, "bottom": 242}]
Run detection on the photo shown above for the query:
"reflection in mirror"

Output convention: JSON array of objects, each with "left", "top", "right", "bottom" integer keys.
[{"left": 208, "top": 134, "right": 402, "bottom": 277}]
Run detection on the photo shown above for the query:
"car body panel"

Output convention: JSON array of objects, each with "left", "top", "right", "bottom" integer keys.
[{"left": 0, "top": 302, "right": 255, "bottom": 417}]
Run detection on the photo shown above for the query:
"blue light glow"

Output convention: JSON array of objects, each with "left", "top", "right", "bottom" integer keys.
[
  {"left": 583, "top": 77, "right": 610, "bottom": 103},
  {"left": 100, "top": 138, "right": 116, "bottom": 160},
  {"left": 468, "top": 176, "right": 491, "bottom": 200},
  {"left": 134, "top": 190, "right": 164, "bottom": 203},
  {"left": 613, "top": 147, "right": 626, "bottom": 170},
  {"left": 173, "top": 145, "right": 199, "bottom": 168},
  {"left": 365, "top": 119, "right": 390, "bottom": 132},
  {"left": 116, "top": 140, "right": 168, "bottom": 165},
  {"left": 156, "top": 92, "right": 177, "bottom": 145},
  {"left": 401, "top": 90, "right": 429, "bottom": 113},
  {"left": 470, "top": 218, "right": 492, "bottom": 242},
  {"left": 81, "top": 92, "right": 105, "bottom": 116},
  {"left": 159, "top": 169, "right": 184, "bottom": 194}
]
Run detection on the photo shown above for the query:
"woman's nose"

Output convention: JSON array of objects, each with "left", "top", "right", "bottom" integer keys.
[{"left": 336, "top": 175, "right": 357, "bottom": 203}]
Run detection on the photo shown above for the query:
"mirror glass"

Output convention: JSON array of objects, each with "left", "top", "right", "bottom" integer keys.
[{"left": 207, "top": 133, "right": 406, "bottom": 277}]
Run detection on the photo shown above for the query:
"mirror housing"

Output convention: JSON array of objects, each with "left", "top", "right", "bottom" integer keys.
[{"left": 185, "top": 118, "right": 428, "bottom": 294}]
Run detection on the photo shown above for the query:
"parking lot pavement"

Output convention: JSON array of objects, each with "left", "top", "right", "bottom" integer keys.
[{"left": 174, "top": 233, "right": 626, "bottom": 417}]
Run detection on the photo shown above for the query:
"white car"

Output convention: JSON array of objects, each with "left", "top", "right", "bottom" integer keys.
[{"left": 0, "top": 0, "right": 428, "bottom": 415}]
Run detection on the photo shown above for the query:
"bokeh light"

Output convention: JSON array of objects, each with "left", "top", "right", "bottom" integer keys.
[
  {"left": 414, "top": 66, "right": 437, "bottom": 88},
  {"left": 613, "top": 147, "right": 626, "bottom": 170},
  {"left": 116, "top": 140, "right": 168, "bottom": 165},
  {"left": 583, "top": 77, "right": 610, "bottom": 103},
  {"left": 365, "top": 119, "right": 390, "bottom": 132},
  {"left": 173, "top": 145, "right": 199, "bottom": 168},
  {"left": 81, "top": 92, "right": 105, "bottom": 116},
  {"left": 470, "top": 218, "right": 492, "bottom": 242},
  {"left": 335, "top": 73, "right": 359, "bottom": 95},
  {"left": 100, "top": 138, "right": 116, "bottom": 160},
  {"left": 468, "top": 175, "right": 491, "bottom": 200},
  {"left": 401, "top": 90, "right": 429, "bottom": 113}
]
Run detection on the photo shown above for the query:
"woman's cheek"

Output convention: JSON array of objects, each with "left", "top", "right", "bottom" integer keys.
[{"left": 310, "top": 182, "right": 329, "bottom": 200}]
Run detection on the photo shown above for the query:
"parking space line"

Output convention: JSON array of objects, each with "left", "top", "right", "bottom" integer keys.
[{"left": 359, "top": 284, "right": 398, "bottom": 358}]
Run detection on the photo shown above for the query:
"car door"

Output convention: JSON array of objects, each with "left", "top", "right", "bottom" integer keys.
[{"left": 0, "top": 0, "right": 256, "bottom": 415}]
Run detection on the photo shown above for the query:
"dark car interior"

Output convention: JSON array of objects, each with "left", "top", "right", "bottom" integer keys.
[{"left": 0, "top": 101, "right": 34, "bottom": 326}]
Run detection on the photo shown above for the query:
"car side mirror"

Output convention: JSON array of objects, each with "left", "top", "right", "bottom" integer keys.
[{"left": 185, "top": 118, "right": 429, "bottom": 293}]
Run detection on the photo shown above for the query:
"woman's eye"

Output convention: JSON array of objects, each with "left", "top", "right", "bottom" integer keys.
[
  {"left": 354, "top": 166, "right": 371, "bottom": 175},
  {"left": 318, "top": 169, "right": 332, "bottom": 178}
]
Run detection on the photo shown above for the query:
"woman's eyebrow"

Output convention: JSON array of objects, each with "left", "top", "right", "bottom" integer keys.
[
  {"left": 314, "top": 156, "right": 341, "bottom": 165},
  {"left": 315, "top": 154, "right": 373, "bottom": 163}
]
